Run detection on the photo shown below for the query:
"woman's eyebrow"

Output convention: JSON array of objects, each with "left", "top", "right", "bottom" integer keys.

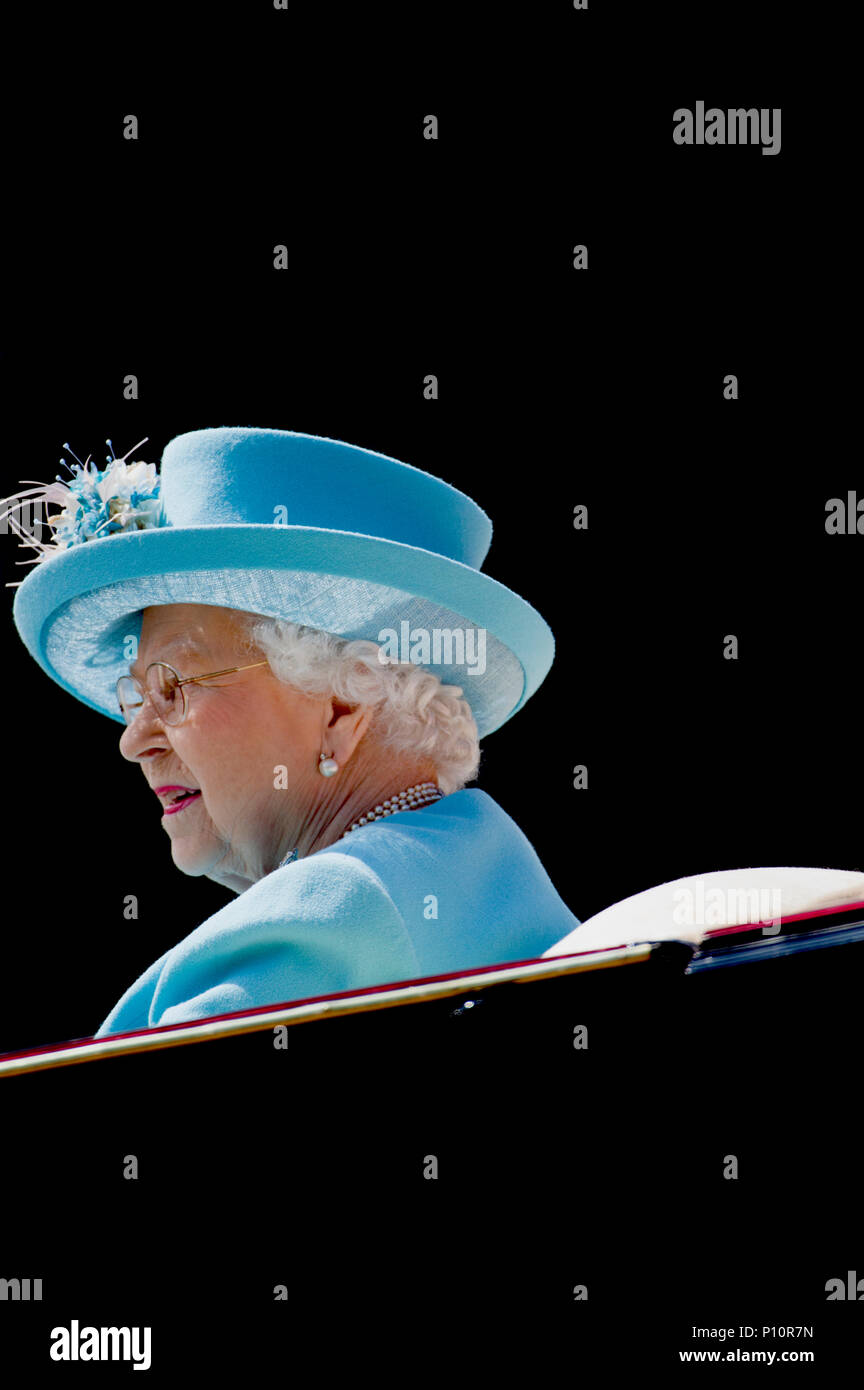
[{"left": 128, "top": 645, "right": 200, "bottom": 680}]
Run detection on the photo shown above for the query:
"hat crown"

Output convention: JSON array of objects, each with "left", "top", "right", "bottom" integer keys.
[{"left": 160, "top": 427, "right": 492, "bottom": 569}]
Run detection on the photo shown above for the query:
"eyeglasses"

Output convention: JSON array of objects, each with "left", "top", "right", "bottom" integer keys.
[{"left": 116, "top": 660, "right": 269, "bottom": 727}]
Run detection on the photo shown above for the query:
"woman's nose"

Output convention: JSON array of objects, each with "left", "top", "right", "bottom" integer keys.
[{"left": 118, "top": 697, "right": 169, "bottom": 761}]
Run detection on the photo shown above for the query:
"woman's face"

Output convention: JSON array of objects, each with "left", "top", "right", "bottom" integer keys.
[{"left": 118, "top": 604, "right": 325, "bottom": 889}]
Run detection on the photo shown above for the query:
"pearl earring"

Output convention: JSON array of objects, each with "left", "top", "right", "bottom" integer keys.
[{"left": 318, "top": 751, "right": 339, "bottom": 777}]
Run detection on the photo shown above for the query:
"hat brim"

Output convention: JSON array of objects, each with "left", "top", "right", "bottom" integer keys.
[{"left": 12, "top": 524, "right": 554, "bottom": 739}]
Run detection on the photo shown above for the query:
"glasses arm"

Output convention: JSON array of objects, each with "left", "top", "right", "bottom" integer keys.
[{"left": 175, "top": 660, "right": 270, "bottom": 689}]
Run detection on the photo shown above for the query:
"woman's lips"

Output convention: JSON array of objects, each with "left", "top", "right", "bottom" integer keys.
[{"left": 163, "top": 792, "right": 202, "bottom": 816}]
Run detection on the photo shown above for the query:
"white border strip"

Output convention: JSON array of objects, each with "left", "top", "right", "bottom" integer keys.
[{"left": 0, "top": 943, "right": 652, "bottom": 1077}]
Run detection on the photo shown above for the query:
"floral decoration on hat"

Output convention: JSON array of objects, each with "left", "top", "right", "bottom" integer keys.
[{"left": 1, "top": 438, "right": 166, "bottom": 587}]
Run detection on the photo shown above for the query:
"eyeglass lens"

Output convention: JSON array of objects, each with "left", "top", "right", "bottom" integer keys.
[{"left": 117, "top": 665, "right": 183, "bottom": 725}]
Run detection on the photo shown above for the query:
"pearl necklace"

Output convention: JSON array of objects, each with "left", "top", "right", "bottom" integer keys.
[
  {"left": 277, "top": 782, "right": 442, "bottom": 868},
  {"left": 345, "top": 781, "right": 442, "bottom": 833}
]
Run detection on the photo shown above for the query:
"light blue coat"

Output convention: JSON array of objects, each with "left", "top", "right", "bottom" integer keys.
[{"left": 94, "top": 790, "right": 581, "bottom": 1037}]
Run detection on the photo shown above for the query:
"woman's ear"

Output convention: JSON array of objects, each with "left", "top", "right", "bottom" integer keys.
[{"left": 325, "top": 700, "right": 374, "bottom": 765}]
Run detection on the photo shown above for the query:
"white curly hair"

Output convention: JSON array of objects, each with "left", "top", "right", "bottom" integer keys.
[{"left": 235, "top": 612, "right": 481, "bottom": 795}]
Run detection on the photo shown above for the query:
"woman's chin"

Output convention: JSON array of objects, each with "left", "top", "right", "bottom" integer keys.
[
  {"left": 166, "top": 823, "right": 229, "bottom": 878},
  {"left": 169, "top": 839, "right": 217, "bottom": 876}
]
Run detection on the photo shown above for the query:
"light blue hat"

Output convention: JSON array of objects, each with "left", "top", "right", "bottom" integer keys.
[{"left": 5, "top": 426, "right": 555, "bottom": 738}]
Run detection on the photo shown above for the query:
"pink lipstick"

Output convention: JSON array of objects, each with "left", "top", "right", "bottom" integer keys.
[{"left": 155, "top": 785, "right": 202, "bottom": 815}]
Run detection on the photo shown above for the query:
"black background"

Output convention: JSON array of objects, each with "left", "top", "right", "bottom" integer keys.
[{"left": 1, "top": 0, "right": 860, "bottom": 1375}]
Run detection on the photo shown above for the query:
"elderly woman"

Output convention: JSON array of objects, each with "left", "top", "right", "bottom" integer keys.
[
  {"left": 5, "top": 425, "right": 587, "bottom": 1035},
  {"left": 4, "top": 426, "right": 862, "bottom": 1037}
]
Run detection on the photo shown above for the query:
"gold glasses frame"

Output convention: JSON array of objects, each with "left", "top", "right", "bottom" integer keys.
[{"left": 116, "top": 660, "right": 270, "bottom": 727}]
